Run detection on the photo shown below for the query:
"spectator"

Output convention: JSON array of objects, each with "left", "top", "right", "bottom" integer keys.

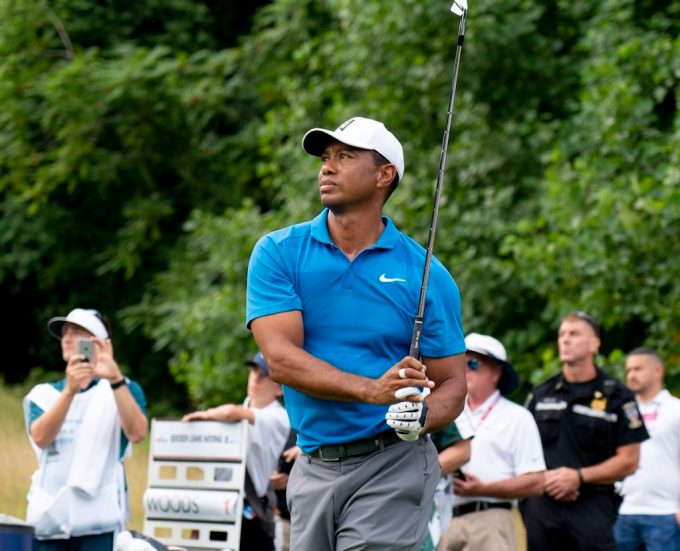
[
  {"left": 521, "top": 311, "right": 649, "bottom": 550},
  {"left": 182, "top": 351, "right": 290, "bottom": 551},
  {"left": 247, "top": 116, "right": 467, "bottom": 550},
  {"left": 441, "top": 333, "right": 546, "bottom": 551},
  {"left": 23, "top": 308, "right": 148, "bottom": 551},
  {"left": 614, "top": 347, "right": 680, "bottom": 550}
]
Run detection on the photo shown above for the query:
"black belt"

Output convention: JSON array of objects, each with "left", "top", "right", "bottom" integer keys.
[
  {"left": 311, "top": 430, "right": 403, "bottom": 461},
  {"left": 453, "top": 501, "right": 512, "bottom": 517}
]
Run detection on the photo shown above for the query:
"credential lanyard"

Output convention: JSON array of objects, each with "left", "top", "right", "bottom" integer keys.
[{"left": 473, "top": 393, "right": 502, "bottom": 431}]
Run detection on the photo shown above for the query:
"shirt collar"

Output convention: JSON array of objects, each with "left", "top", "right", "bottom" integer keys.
[
  {"left": 310, "top": 208, "right": 400, "bottom": 250},
  {"left": 643, "top": 388, "right": 670, "bottom": 405},
  {"left": 310, "top": 209, "right": 333, "bottom": 245},
  {"left": 466, "top": 389, "right": 501, "bottom": 415},
  {"left": 554, "top": 366, "right": 605, "bottom": 394}
]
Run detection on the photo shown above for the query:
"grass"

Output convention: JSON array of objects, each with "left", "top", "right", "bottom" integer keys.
[
  {"left": 0, "top": 384, "right": 149, "bottom": 531},
  {"left": 0, "top": 385, "right": 36, "bottom": 520}
]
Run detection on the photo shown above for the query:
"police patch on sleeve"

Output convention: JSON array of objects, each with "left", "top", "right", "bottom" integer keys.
[{"left": 622, "top": 401, "right": 643, "bottom": 429}]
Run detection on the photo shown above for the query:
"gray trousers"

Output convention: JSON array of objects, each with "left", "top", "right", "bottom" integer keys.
[{"left": 288, "top": 436, "right": 439, "bottom": 551}]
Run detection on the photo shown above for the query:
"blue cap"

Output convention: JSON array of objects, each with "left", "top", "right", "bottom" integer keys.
[{"left": 244, "top": 351, "right": 269, "bottom": 376}]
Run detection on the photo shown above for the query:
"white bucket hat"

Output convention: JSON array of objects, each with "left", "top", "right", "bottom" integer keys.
[
  {"left": 47, "top": 308, "right": 109, "bottom": 340},
  {"left": 302, "top": 116, "right": 404, "bottom": 182},
  {"left": 465, "top": 332, "right": 519, "bottom": 395}
]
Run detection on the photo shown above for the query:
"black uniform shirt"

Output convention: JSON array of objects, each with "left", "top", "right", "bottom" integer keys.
[{"left": 526, "top": 368, "right": 649, "bottom": 474}]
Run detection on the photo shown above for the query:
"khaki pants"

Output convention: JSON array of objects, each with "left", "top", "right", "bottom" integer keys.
[
  {"left": 438, "top": 508, "right": 517, "bottom": 551},
  {"left": 282, "top": 518, "right": 291, "bottom": 551}
]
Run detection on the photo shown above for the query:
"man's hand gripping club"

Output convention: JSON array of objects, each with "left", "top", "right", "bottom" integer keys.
[{"left": 384, "top": 359, "right": 432, "bottom": 441}]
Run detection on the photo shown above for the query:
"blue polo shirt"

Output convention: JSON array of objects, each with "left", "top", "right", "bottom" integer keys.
[{"left": 247, "top": 209, "right": 465, "bottom": 452}]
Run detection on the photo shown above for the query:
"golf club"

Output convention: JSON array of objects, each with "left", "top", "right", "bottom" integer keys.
[{"left": 408, "top": 0, "right": 468, "bottom": 366}]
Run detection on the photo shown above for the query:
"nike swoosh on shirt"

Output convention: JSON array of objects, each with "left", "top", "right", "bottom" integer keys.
[{"left": 379, "top": 273, "right": 407, "bottom": 283}]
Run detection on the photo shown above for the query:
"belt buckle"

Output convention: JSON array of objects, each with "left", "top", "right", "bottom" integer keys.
[{"left": 316, "top": 446, "right": 341, "bottom": 462}]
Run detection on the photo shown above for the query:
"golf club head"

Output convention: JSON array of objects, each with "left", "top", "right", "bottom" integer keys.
[{"left": 450, "top": 0, "right": 468, "bottom": 16}]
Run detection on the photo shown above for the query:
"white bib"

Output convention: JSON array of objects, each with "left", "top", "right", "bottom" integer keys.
[{"left": 24, "top": 380, "right": 127, "bottom": 539}]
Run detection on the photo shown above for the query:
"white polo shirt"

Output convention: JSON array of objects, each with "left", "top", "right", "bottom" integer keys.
[
  {"left": 619, "top": 389, "right": 680, "bottom": 515},
  {"left": 452, "top": 390, "right": 546, "bottom": 506},
  {"left": 244, "top": 398, "right": 291, "bottom": 497}
]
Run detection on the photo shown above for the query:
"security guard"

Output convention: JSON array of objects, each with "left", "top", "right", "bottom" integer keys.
[{"left": 520, "top": 312, "right": 649, "bottom": 551}]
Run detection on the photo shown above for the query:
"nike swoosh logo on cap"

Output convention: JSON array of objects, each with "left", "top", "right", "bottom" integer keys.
[{"left": 379, "top": 273, "right": 406, "bottom": 283}]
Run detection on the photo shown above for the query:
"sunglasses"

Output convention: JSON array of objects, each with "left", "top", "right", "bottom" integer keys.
[{"left": 466, "top": 358, "right": 480, "bottom": 371}]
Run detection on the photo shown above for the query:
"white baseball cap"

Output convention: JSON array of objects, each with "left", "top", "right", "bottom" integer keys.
[
  {"left": 302, "top": 117, "right": 405, "bottom": 182},
  {"left": 47, "top": 308, "right": 109, "bottom": 340},
  {"left": 465, "top": 332, "right": 519, "bottom": 395}
]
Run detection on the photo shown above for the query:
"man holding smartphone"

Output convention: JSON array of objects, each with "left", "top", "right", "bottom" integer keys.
[
  {"left": 440, "top": 333, "right": 546, "bottom": 551},
  {"left": 23, "top": 307, "right": 148, "bottom": 551}
]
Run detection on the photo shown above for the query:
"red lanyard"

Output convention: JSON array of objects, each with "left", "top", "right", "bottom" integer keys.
[{"left": 473, "top": 393, "right": 502, "bottom": 430}]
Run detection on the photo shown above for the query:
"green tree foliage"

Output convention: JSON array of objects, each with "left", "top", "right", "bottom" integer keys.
[
  {"left": 504, "top": 0, "right": 680, "bottom": 386},
  {"left": 121, "top": 204, "right": 289, "bottom": 406},
  {"left": 0, "top": 0, "right": 267, "bottom": 409},
  {"left": 1, "top": 0, "right": 678, "bottom": 410}
]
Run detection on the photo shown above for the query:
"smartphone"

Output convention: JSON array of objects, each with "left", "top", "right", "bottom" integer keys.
[
  {"left": 78, "top": 339, "right": 95, "bottom": 363},
  {"left": 452, "top": 469, "right": 467, "bottom": 481}
]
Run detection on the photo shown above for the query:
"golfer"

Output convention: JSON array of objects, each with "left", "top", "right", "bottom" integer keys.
[{"left": 247, "top": 116, "right": 467, "bottom": 550}]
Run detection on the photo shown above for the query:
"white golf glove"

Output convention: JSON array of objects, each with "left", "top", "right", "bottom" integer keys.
[{"left": 385, "top": 388, "right": 430, "bottom": 441}]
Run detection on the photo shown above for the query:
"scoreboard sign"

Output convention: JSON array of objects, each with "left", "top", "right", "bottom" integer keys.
[
  {"left": 143, "top": 419, "right": 249, "bottom": 551},
  {"left": 148, "top": 420, "right": 245, "bottom": 461}
]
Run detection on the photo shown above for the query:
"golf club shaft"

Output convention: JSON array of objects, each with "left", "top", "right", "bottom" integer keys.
[{"left": 409, "top": 10, "right": 467, "bottom": 359}]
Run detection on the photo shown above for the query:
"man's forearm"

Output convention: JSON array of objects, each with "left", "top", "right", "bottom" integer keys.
[
  {"left": 439, "top": 440, "right": 471, "bottom": 475},
  {"left": 263, "top": 341, "right": 377, "bottom": 402},
  {"left": 112, "top": 385, "right": 148, "bottom": 443},
  {"left": 478, "top": 472, "right": 545, "bottom": 499},
  {"left": 424, "top": 378, "right": 466, "bottom": 433},
  {"left": 581, "top": 445, "right": 640, "bottom": 485},
  {"left": 253, "top": 312, "right": 437, "bottom": 405},
  {"left": 30, "top": 388, "right": 75, "bottom": 448}
]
